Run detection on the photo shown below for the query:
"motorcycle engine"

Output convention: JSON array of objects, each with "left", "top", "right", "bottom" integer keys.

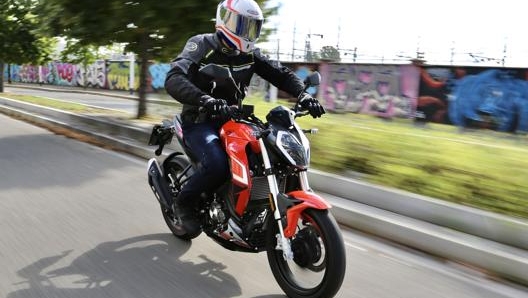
[{"left": 209, "top": 201, "right": 226, "bottom": 225}]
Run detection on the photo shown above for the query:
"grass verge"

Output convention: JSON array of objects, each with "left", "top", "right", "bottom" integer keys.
[
  {"left": 4, "top": 92, "right": 527, "bottom": 219},
  {"left": 244, "top": 96, "right": 528, "bottom": 220}
]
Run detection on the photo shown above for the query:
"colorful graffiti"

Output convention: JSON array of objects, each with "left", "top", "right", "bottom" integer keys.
[
  {"left": 17, "top": 65, "right": 40, "bottom": 83},
  {"left": 106, "top": 61, "right": 139, "bottom": 91},
  {"left": 416, "top": 67, "right": 528, "bottom": 133},
  {"left": 53, "top": 63, "right": 77, "bottom": 86},
  {"left": 318, "top": 63, "right": 419, "bottom": 118},
  {"left": 276, "top": 63, "right": 320, "bottom": 100},
  {"left": 82, "top": 60, "right": 106, "bottom": 88},
  {"left": 149, "top": 63, "right": 170, "bottom": 91},
  {"left": 3, "top": 61, "right": 107, "bottom": 87},
  {"left": 5, "top": 59, "right": 528, "bottom": 133}
]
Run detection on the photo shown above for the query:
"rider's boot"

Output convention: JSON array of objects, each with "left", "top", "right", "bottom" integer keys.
[{"left": 172, "top": 199, "right": 201, "bottom": 235}]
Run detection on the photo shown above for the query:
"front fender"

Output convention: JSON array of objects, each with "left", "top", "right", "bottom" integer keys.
[{"left": 283, "top": 190, "right": 331, "bottom": 238}]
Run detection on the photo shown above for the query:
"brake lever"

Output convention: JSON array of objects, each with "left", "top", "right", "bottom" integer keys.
[{"left": 295, "top": 110, "right": 310, "bottom": 118}]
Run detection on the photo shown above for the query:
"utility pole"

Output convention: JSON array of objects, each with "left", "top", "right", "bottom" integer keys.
[
  {"left": 416, "top": 36, "right": 424, "bottom": 61},
  {"left": 129, "top": 52, "right": 135, "bottom": 94},
  {"left": 276, "top": 37, "right": 280, "bottom": 61},
  {"left": 336, "top": 18, "right": 341, "bottom": 50},
  {"left": 502, "top": 37, "right": 507, "bottom": 67},
  {"left": 305, "top": 33, "right": 323, "bottom": 62},
  {"left": 450, "top": 41, "right": 455, "bottom": 65},
  {"left": 291, "top": 23, "right": 296, "bottom": 61}
]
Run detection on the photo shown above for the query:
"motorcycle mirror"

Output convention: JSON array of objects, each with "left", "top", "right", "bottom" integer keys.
[
  {"left": 199, "top": 63, "right": 232, "bottom": 79},
  {"left": 303, "top": 71, "right": 321, "bottom": 87}
]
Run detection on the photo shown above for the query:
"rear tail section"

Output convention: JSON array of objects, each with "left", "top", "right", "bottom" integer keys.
[{"left": 147, "top": 158, "right": 173, "bottom": 209}]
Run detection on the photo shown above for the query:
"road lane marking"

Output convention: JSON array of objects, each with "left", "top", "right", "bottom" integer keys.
[{"left": 345, "top": 242, "right": 368, "bottom": 252}]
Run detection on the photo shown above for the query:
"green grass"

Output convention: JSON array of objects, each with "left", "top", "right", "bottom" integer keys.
[
  {"left": 4, "top": 91, "right": 528, "bottom": 219},
  {"left": 244, "top": 95, "right": 528, "bottom": 220},
  {"left": 1, "top": 93, "right": 111, "bottom": 113}
]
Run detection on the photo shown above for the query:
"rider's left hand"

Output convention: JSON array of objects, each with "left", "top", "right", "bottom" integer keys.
[{"left": 299, "top": 92, "right": 326, "bottom": 118}]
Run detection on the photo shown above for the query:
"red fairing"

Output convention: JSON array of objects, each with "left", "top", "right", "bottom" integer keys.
[
  {"left": 220, "top": 120, "right": 261, "bottom": 216},
  {"left": 283, "top": 191, "right": 331, "bottom": 238}
]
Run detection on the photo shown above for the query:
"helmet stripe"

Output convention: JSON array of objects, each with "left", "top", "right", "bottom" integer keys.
[
  {"left": 226, "top": 0, "right": 239, "bottom": 13},
  {"left": 216, "top": 26, "right": 242, "bottom": 50}
]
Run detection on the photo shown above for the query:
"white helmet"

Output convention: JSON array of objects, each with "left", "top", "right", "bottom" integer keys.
[{"left": 215, "top": 0, "right": 264, "bottom": 53}]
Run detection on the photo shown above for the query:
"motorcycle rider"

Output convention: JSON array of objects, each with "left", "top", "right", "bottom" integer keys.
[{"left": 164, "top": 0, "right": 325, "bottom": 234}]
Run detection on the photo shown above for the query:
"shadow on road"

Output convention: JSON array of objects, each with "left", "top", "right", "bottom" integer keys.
[{"left": 8, "top": 234, "right": 243, "bottom": 298}]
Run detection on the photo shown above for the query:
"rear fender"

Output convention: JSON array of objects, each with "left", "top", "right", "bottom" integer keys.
[
  {"left": 163, "top": 151, "right": 185, "bottom": 163},
  {"left": 283, "top": 191, "right": 331, "bottom": 238}
]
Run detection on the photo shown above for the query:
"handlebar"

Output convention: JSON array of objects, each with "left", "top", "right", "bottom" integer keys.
[{"left": 294, "top": 109, "right": 310, "bottom": 118}]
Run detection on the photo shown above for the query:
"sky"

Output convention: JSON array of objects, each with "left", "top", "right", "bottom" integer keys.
[{"left": 258, "top": 0, "right": 528, "bottom": 67}]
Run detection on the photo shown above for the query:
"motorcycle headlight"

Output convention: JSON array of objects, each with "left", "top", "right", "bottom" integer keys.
[{"left": 276, "top": 131, "right": 307, "bottom": 168}]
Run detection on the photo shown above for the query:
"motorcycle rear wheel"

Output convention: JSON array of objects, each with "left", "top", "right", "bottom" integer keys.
[
  {"left": 266, "top": 208, "right": 346, "bottom": 298},
  {"left": 161, "top": 155, "right": 201, "bottom": 240}
]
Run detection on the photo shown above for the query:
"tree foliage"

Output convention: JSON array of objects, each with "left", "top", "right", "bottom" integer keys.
[
  {"left": 0, "top": 0, "right": 55, "bottom": 92},
  {"left": 320, "top": 46, "right": 341, "bottom": 62},
  {"left": 39, "top": 0, "right": 277, "bottom": 118},
  {"left": 60, "top": 38, "right": 99, "bottom": 89}
]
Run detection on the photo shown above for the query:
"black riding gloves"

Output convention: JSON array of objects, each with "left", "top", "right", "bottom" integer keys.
[
  {"left": 201, "top": 96, "right": 229, "bottom": 117},
  {"left": 299, "top": 92, "right": 326, "bottom": 118}
]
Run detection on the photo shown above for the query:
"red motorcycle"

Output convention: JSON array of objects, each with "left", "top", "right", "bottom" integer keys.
[{"left": 147, "top": 64, "right": 346, "bottom": 298}]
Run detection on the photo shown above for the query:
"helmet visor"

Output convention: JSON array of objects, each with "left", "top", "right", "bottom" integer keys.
[{"left": 221, "top": 9, "right": 262, "bottom": 41}]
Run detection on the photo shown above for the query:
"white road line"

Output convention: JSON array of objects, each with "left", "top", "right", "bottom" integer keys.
[
  {"left": 378, "top": 253, "right": 414, "bottom": 267},
  {"left": 345, "top": 242, "right": 368, "bottom": 252}
]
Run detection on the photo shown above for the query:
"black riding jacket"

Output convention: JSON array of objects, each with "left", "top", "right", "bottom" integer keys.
[{"left": 165, "top": 33, "right": 306, "bottom": 124}]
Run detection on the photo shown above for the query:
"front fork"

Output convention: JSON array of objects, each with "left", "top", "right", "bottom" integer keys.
[{"left": 259, "top": 138, "right": 312, "bottom": 260}]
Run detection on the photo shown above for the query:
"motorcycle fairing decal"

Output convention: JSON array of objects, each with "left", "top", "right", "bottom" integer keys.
[
  {"left": 283, "top": 191, "right": 331, "bottom": 238},
  {"left": 226, "top": 153, "right": 253, "bottom": 216},
  {"left": 231, "top": 157, "right": 248, "bottom": 186}
]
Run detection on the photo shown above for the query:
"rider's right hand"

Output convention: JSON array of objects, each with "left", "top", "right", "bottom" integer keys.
[{"left": 201, "top": 95, "right": 229, "bottom": 117}]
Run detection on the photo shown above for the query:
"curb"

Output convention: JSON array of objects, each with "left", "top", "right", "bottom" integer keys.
[
  {"left": 6, "top": 83, "right": 178, "bottom": 106},
  {"left": 1, "top": 95, "right": 527, "bottom": 286},
  {"left": 309, "top": 169, "right": 528, "bottom": 251}
]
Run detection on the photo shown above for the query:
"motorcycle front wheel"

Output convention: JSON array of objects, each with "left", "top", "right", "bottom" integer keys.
[
  {"left": 266, "top": 208, "right": 346, "bottom": 298},
  {"left": 161, "top": 155, "right": 201, "bottom": 240}
]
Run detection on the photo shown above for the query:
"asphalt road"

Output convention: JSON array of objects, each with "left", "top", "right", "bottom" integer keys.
[{"left": 2, "top": 101, "right": 528, "bottom": 297}]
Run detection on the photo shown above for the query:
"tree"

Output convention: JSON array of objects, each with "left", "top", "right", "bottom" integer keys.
[
  {"left": 40, "top": 0, "right": 276, "bottom": 118},
  {"left": 320, "top": 46, "right": 341, "bottom": 62},
  {"left": 0, "top": 0, "right": 54, "bottom": 92}
]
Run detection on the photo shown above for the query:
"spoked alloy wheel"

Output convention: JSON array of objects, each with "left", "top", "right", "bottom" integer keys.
[
  {"left": 160, "top": 155, "right": 200, "bottom": 240},
  {"left": 267, "top": 209, "right": 346, "bottom": 298}
]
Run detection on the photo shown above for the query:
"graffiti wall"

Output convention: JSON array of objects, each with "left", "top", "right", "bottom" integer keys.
[
  {"left": 3, "top": 61, "right": 106, "bottom": 88},
  {"left": 3, "top": 61, "right": 172, "bottom": 92},
  {"left": 280, "top": 63, "right": 320, "bottom": 100},
  {"left": 81, "top": 60, "right": 107, "bottom": 88},
  {"left": 318, "top": 63, "right": 419, "bottom": 118},
  {"left": 149, "top": 63, "right": 171, "bottom": 91},
  {"left": 4, "top": 60, "right": 144, "bottom": 90},
  {"left": 417, "top": 66, "right": 528, "bottom": 133},
  {"left": 5, "top": 59, "right": 528, "bottom": 133},
  {"left": 106, "top": 61, "right": 139, "bottom": 91}
]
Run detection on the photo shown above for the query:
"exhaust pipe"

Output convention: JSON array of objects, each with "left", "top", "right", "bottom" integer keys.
[{"left": 147, "top": 158, "right": 174, "bottom": 209}]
